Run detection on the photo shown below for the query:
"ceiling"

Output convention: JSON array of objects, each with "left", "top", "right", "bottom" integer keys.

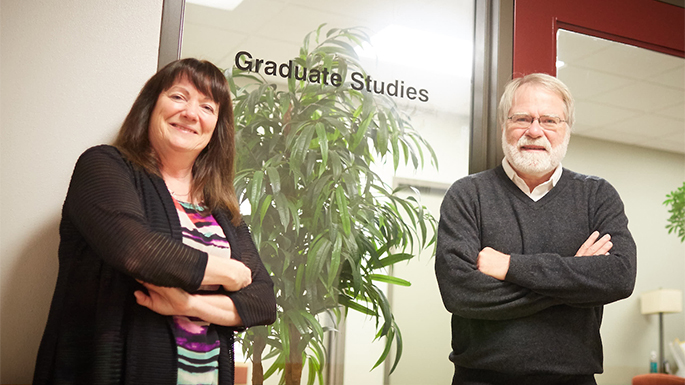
[
  {"left": 558, "top": 30, "right": 685, "bottom": 154},
  {"left": 182, "top": 2, "right": 685, "bottom": 155}
]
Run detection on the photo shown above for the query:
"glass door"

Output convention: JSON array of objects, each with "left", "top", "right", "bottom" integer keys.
[{"left": 179, "top": 1, "right": 476, "bottom": 384}]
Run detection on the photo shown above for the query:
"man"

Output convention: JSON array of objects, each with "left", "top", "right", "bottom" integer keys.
[{"left": 435, "top": 73, "right": 636, "bottom": 385}]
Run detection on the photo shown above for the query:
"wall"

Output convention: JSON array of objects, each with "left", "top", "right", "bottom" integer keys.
[
  {"left": 384, "top": 109, "right": 470, "bottom": 385},
  {"left": 0, "top": 1, "right": 164, "bottom": 382},
  {"left": 388, "top": 191, "right": 455, "bottom": 385},
  {"left": 564, "top": 135, "right": 685, "bottom": 384}
]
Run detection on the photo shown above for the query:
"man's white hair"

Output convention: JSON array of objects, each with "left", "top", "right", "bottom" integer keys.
[{"left": 497, "top": 73, "right": 575, "bottom": 133}]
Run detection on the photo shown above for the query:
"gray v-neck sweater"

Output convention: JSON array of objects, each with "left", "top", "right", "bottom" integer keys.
[{"left": 436, "top": 165, "right": 636, "bottom": 375}]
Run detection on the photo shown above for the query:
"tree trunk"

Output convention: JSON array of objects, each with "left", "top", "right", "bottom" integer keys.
[
  {"left": 251, "top": 334, "right": 266, "bottom": 385},
  {"left": 284, "top": 324, "right": 303, "bottom": 385}
]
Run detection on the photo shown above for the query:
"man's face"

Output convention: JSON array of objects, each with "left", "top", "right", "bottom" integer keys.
[{"left": 502, "top": 84, "right": 570, "bottom": 179}]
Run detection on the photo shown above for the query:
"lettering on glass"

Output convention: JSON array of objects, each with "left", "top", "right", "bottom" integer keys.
[{"left": 234, "top": 50, "right": 430, "bottom": 103}]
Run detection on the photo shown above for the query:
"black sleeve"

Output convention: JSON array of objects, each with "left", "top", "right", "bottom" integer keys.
[
  {"left": 63, "top": 145, "right": 207, "bottom": 291},
  {"left": 224, "top": 221, "right": 277, "bottom": 328}
]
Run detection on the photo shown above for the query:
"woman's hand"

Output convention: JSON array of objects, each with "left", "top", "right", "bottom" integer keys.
[
  {"left": 203, "top": 257, "right": 252, "bottom": 292},
  {"left": 222, "top": 259, "right": 252, "bottom": 291},
  {"left": 134, "top": 281, "right": 192, "bottom": 316},
  {"left": 135, "top": 280, "right": 243, "bottom": 326}
]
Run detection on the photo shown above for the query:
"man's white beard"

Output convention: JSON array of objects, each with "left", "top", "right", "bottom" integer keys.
[{"left": 502, "top": 134, "right": 570, "bottom": 177}]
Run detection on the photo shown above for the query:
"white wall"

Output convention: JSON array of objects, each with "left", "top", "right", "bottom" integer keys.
[
  {"left": 385, "top": 108, "right": 470, "bottom": 385},
  {"left": 564, "top": 135, "right": 685, "bottom": 384},
  {"left": 0, "top": 1, "right": 164, "bottom": 382},
  {"left": 388, "top": 191, "right": 455, "bottom": 385}
]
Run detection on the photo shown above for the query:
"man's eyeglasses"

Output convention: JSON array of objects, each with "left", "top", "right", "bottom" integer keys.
[{"left": 507, "top": 114, "right": 567, "bottom": 130}]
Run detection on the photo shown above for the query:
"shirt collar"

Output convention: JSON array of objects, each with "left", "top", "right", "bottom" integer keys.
[{"left": 502, "top": 158, "right": 563, "bottom": 201}]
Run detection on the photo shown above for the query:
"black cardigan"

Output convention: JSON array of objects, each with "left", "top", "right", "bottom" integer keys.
[{"left": 33, "top": 145, "right": 276, "bottom": 385}]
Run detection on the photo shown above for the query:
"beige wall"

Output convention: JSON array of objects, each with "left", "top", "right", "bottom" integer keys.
[
  {"left": 564, "top": 135, "right": 685, "bottom": 384},
  {"left": 0, "top": 0, "right": 164, "bottom": 382}
]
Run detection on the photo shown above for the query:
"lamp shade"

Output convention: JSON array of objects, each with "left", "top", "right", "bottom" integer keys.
[{"left": 641, "top": 289, "right": 683, "bottom": 315}]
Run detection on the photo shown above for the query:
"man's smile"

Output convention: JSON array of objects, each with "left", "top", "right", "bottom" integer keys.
[{"left": 519, "top": 145, "right": 548, "bottom": 153}]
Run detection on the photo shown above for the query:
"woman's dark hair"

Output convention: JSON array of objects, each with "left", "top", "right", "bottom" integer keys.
[{"left": 113, "top": 58, "right": 240, "bottom": 225}]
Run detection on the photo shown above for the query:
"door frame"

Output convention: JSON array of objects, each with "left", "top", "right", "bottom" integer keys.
[
  {"left": 158, "top": 0, "right": 185, "bottom": 70},
  {"left": 513, "top": 0, "right": 684, "bottom": 77}
]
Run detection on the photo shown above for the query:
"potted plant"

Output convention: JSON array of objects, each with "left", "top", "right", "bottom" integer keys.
[
  {"left": 227, "top": 25, "right": 438, "bottom": 385},
  {"left": 665, "top": 182, "right": 685, "bottom": 242}
]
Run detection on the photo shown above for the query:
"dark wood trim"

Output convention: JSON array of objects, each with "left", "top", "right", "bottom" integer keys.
[
  {"left": 469, "top": 0, "right": 513, "bottom": 174},
  {"left": 158, "top": 0, "right": 185, "bottom": 70}
]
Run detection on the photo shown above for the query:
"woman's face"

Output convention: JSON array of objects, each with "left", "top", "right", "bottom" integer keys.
[{"left": 148, "top": 76, "right": 219, "bottom": 164}]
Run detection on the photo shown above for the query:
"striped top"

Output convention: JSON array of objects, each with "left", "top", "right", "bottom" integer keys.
[{"left": 172, "top": 197, "right": 232, "bottom": 385}]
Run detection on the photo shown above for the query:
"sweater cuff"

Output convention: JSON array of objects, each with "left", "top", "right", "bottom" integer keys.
[{"left": 504, "top": 253, "right": 528, "bottom": 284}]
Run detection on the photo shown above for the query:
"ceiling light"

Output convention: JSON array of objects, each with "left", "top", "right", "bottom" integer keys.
[
  {"left": 356, "top": 25, "right": 471, "bottom": 76},
  {"left": 186, "top": 0, "right": 243, "bottom": 11}
]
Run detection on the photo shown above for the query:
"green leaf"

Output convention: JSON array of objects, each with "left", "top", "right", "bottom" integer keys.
[
  {"left": 335, "top": 185, "right": 351, "bottom": 235},
  {"left": 369, "top": 274, "right": 411, "bottom": 287},
  {"left": 352, "top": 104, "right": 363, "bottom": 119},
  {"left": 351, "top": 112, "right": 374, "bottom": 151},
  {"left": 287, "top": 200, "right": 301, "bottom": 235},
  {"left": 391, "top": 132, "right": 400, "bottom": 170},
  {"left": 373, "top": 253, "right": 414, "bottom": 268},
  {"left": 250, "top": 170, "right": 264, "bottom": 206},
  {"left": 328, "top": 235, "right": 343, "bottom": 287},
  {"left": 295, "top": 264, "right": 305, "bottom": 295},
  {"left": 329, "top": 151, "right": 342, "bottom": 179},
  {"left": 263, "top": 354, "right": 285, "bottom": 379},
  {"left": 301, "top": 311, "right": 324, "bottom": 340},
  {"left": 307, "top": 357, "right": 319, "bottom": 385},
  {"left": 287, "top": 310, "right": 309, "bottom": 336},
  {"left": 338, "top": 295, "right": 376, "bottom": 316},
  {"left": 259, "top": 194, "right": 273, "bottom": 225},
  {"left": 291, "top": 124, "right": 316, "bottom": 170},
  {"left": 315, "top": 123, "right": 328, "bottom": 175},
  {"left": 273, "top": 192, "right": 290, "bottom": 228},
  {"left": 265, "top": 166, "right": 281, "bottom": 195},
  {"left": 371, "top": 328, "right": 394, "bottom": 371},
  {"left": 376, "top": 111, "right": 389, "bottom": 156}
]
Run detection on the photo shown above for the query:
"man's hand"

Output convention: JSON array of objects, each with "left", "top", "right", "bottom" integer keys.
[
  {"left": 576, "top": 231, "right": 613, "bottom": 257},
  {"left": 477, "top": 247, "right": 510, "bottom": 280}
]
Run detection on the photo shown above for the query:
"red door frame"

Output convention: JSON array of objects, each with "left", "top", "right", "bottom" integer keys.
[{"left": 512, "top": 0, "right": 685, "bottom": 77}]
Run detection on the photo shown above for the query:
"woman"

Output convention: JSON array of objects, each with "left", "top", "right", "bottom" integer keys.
[{"left": 33, "top": 58, "right": 276, "bottom": 384}]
